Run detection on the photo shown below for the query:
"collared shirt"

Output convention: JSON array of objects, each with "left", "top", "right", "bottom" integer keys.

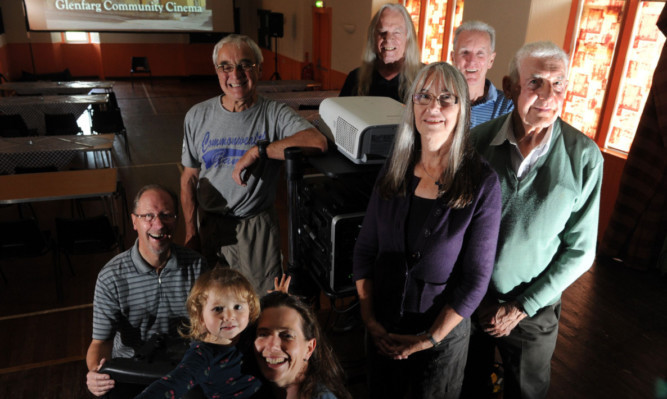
[
  {"left": 470, "top": 80, "right": 514, "bottom": 128},
  {"left": 92, "top": 240, "right": 206, "bottom": 358},
  {"left": 489, "top": 114, "right": 553, "bottom": 180}
]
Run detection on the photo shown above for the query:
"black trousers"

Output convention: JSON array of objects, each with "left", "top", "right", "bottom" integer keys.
[
  {"left": 462, "top": 302, "right": 561, "bottom": 399},
  {"left": 367, "top": 318, "right": 471, "bottom": 399}
]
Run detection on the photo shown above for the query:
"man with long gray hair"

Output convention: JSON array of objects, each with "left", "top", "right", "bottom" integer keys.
[{"left": 339, "top": 3, "right": 422, "bottom": 103}]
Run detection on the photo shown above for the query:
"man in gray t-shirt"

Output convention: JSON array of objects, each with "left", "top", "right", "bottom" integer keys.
[{"left": 180, "top": 34, "right": 327, "bottom": 293}]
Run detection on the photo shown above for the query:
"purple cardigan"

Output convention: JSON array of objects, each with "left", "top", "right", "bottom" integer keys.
[{"left": 353, "top": 161, "right": 501, "bottom": 330}]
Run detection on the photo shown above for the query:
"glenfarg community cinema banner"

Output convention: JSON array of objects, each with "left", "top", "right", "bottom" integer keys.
[{"left": 22, "top": 0, "right": 234, "bottom": 33}]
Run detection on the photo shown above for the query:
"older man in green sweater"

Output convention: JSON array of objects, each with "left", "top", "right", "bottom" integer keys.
[{"left": 462, "top": 41, "right": 603, "bottom": 399}]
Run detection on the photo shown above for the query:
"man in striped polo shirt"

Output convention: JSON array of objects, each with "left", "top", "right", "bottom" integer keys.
[
  {"left": 85, "top": 184, "right": 207, "bottom": 397},
  {"left": 451, "top": 21, "right": 514, "bottom": 128}
]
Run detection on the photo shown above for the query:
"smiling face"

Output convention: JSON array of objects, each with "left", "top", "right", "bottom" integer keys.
[
  {"left": 131, "top": 188, "right": 176, "bottom": 266},
  {"left": 413, "top": 74, "right": 461, "bottom": 149},
  {"left": 216, "top": 42, "right": 260, "bottom": 110},
  {"left": 375, "top": 8, "right": 407, "bottom": 65},
  {"left": 201, "top": 287, "right": 250, "bottom": 345},
  {"left": 254, "top": 306, "right": 316, "bottom": 389},
  {"left": 508, "top": 56, "right": 568, "bottom": 134},
  {"left": 451, "top": 30, "right": 495, "bottom": 100}
]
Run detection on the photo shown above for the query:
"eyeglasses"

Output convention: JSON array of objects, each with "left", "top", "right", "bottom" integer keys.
[
  {"left": 216, "top": 62, "right": 257, "bottom": 73},
  {"left": 133, "top": 213, "right": 178, "bottom": 223},
  {"left": 413, "top": 92, "right": 459, "bottom": 108}
]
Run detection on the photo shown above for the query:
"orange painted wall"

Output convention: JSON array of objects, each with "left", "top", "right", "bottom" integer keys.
[
  {"left": 6, "top": 43, "right": 35, "bottom": 79},
  {"left": 2, "top": 41, "right": 351, "bottom": 83},
  {"left": 100, "top": 43, "right": 181, "bottom": 77},
  {"left": 62, "top": 43, "right": 103, "bottom": 78},
  {"left": 101, "top": 43, "right": 214, "bottom": 78},
  {"left": 7, "top": 42, "right": 84, "bottom": 78},
  {"left": 31, "top": 42, "right": 65, "bottom": 73},
  {"left": 185, "top": 43, "right": 217, "bottom": 76},
  {"left": 4, "top": 42, "right": 216, "bottom": 80}
]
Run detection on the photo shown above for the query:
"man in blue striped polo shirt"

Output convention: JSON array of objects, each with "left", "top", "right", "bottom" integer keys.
[
  {"left": 451, "top": 21, "right": 514, "bottom": 128},
  {"left": 85, "top": 184, "right": 207, "bottom": 397}
]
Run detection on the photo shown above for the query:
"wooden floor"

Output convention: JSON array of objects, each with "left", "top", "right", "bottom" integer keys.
[{"left": 0, "top": 79, "right": 665, "bottom": 399}]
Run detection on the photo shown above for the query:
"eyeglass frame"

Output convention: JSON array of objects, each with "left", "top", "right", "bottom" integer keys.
[
  {"left": 215, "top": 62, "right": 257, "bottom": 73},
  {"left": 412, "top": 92, "right": 459, "bottom": 108},
  {"left": 132, "top": 212, "right": 178, "bottom": 224}
]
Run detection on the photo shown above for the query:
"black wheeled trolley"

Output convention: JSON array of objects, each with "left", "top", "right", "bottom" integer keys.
[{"left": 284, "top": 146, "right": 380, "bottom": 321}]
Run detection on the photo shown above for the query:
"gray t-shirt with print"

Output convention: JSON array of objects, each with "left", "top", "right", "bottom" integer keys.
[{"left": 182, "top": 95, "right": 313, "bottom": 217}]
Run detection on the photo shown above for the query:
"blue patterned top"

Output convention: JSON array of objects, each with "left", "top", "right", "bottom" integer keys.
[
  {"left": 470, "top": 80, "right": 514, "bottom": 128},
  {"left": 135, "top": 340, "right": 263, "bottom": 399}
]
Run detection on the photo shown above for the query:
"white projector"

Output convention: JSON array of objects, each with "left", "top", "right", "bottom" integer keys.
[{"left": 318, "top": 96, "right": 405, "bottom": 164}]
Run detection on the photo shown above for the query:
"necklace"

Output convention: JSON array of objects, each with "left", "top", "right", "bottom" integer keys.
[{"left": 420, "top": 163, "right": 445, "bottom": 191}]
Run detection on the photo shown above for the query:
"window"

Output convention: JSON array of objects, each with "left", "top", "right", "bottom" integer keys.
[
  {"left": 563, "top": 0, "right": 665, "bottom": 153},
  {"left": 605, "top": 1, "right": 664, "bottom": 152},
  {"left": 404, "top": 0, "right": 464, "bottom": 64},
  {"left": 63, "top": 32, "right": 90, "bottom": 43}
]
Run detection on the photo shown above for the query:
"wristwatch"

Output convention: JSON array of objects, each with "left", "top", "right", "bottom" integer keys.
[
  {"left": 426, "top": 333, "right": 439, "bottom": 348},
  {"left": 256, "top": 139, "right": 269, "bottom": 160},
  {"left": 418, "top": 331, "right": 439, "bottom": 348}
]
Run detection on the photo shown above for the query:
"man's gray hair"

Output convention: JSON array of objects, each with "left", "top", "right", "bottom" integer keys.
[
  {"left": 212, "top": 34, "right": 264, "bottom": 67},
  {"left": 508, "top": 41, "right": 569, "bottom": 85},
  {"left": 454, "top": 20, "right": 496, "bottom": 52}
]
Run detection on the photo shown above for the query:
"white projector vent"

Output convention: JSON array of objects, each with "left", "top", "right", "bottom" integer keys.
[{"left": 334, "top": 116, "right": 358, "bottom": 155}]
